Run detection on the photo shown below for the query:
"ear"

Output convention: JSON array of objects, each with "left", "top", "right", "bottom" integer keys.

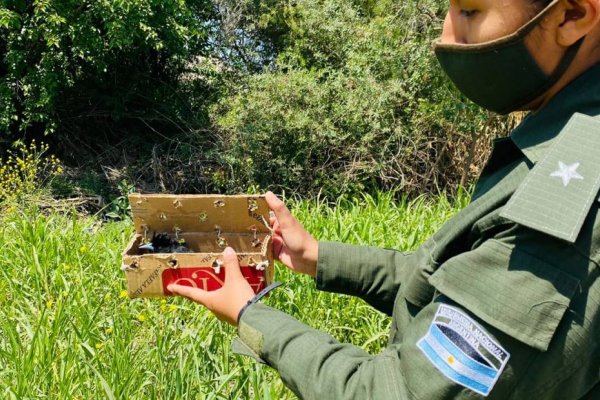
[{"left": 556, "top": 0, "right": 600, "bottom": 46}]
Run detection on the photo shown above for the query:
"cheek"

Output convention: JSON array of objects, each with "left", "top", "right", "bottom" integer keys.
[
  {"left": 439, "top": 12, "right": 514, "bottom": 45},
  {"left": 440, "top": 5, "right": 534, "bottom": 45},
  {"left": 477, "top": 9, "right": 528, "bottom": 41}
]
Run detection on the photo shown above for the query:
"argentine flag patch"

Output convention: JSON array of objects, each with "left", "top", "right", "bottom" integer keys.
[{"left": 417, "top": 304, "right": 510, "bottom": 397}]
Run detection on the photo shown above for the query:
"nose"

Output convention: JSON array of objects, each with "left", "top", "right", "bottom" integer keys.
[{"left": 440, "top": 10, "right": 465, "bottom": 44}]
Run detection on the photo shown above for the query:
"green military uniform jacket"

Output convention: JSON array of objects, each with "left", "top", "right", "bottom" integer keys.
[{"left": 235, "top": 64, "right": 600, "bottom": 399}]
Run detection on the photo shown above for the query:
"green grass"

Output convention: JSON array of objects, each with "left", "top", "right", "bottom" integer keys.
[{"left": 0, "top": 191, "right": 468, "bottom": 399}]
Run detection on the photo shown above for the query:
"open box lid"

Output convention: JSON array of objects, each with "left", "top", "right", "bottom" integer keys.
[{"left": 128, "top": 194, "right": 272, "bottom": 235}]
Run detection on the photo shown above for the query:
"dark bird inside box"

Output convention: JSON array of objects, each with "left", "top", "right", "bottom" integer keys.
[{"left": 139, "top": 232, "right": 193, "bottom": 254}]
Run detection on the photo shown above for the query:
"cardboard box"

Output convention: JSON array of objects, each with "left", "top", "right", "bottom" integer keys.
[{"left": 121, "top": 194, "right": 273, "bottom": 298}]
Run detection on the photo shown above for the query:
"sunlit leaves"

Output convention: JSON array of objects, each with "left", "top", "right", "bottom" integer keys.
[{"left": 0, "top": 0, "right": 214, "bottom": 134}]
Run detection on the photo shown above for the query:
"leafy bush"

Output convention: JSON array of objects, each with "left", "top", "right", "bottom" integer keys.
[
  {"left": 1, "top": 0, "right": 513, "bottom": 198},
  {"left": 0, "top": 0, "right": 216, "bottom": 139},
  {"left": 213, "top": 0, "right": 511, "bottom": 197}
]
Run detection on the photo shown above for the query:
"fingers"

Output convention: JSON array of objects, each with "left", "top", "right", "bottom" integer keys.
[
  {"left": 270, "top": 217, "right": 282, "bottom": 236},
  {"left": 265, "top": 191, "right": 297, "bottom": 231},
  {"left": 271, "top": 235, "right": 284, "bottom": 259},
  {"left": 222, "top": 247, "right": 243, "bottom": 281},
  {"left": 168, "top": 284, "right": 210, "bottom": 304}
]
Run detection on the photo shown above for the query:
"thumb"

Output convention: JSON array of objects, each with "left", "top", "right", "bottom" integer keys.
[
  {"left": 265, "top": 191, "right": 297, "bottom": 231},
  {"left": 168, "top": 284, "right": 211, "bottom": 304},
  {"left": 223, "top": 247, "right": 243, "bottom": 282}
]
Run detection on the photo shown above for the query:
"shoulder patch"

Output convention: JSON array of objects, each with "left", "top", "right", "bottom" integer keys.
[
  {"left": 417, "top": 304, "right": 510, "bottom": 397},
  {"left": 501, "top": 113, "right": 600, "bottom": 242}
]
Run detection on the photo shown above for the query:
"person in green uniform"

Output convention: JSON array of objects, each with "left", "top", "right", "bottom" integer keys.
[{"left": 169, "top": 0, "right": 600, "bottom": 398}]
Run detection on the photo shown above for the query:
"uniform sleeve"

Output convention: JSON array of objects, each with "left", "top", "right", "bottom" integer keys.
[
  {"left": 316, "top": 241, "right": 414, "bottom": 315},
  {"left": 236, "top": 299, "right": 535, "bottom": 400},
  {"left": 237, "top": 235, "right": 597, "bottom": 399}
]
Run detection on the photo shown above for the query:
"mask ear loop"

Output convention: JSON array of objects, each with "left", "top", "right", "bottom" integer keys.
[{"left": 507, "top": 37, "right": 585, "bottom": 113}]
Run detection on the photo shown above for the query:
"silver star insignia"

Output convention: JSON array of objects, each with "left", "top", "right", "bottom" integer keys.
[{"left": 550, "top": 161, "right": 584, "bottom": 187}]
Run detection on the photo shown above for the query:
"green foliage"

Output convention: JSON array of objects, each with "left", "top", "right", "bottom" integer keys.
[
  {"left": 214, "top": 0, "right": 506, "bottom": 197},
  {"left": 105, "top": 180, "right": 135, "bottom": 221},
  {"left": 1, "top": 0, "right": 507, "bottom": 197},
  {"left": 0, "top": 192, "right": 465, "bottom": 398},
  {"left": 0, "top": 0, "right": 215, "bottom": 136}
]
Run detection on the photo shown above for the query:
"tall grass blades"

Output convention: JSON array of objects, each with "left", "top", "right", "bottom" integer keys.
[{"left": 0, "top": 193, "right": 465, "bottom": 399}]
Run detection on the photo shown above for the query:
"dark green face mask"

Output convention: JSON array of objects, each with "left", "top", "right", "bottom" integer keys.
[{"left": 433, "top": 0, "right": 584, "bottom": 114}]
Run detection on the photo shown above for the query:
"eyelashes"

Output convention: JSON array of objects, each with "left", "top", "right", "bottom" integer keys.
[{"left": 460, "top": 9, "right": 479, "bottom": 17}]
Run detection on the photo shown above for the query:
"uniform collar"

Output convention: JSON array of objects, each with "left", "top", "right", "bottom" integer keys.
[{"left": 511, "top": 62, "right": 600, "bottom": 163}]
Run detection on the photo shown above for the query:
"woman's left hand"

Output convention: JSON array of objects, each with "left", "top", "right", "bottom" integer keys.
[{"left": 168, "top": 247, "right": 255, "bottom": 326}]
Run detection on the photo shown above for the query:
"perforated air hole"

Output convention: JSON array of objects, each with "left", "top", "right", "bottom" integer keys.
[
  {"left": 198, "top": 211, "right": 208, "bottom": 222},
  {"left": 212, "top": 259, "right": 223, "bottom": 274},
  {"left": 159, "top": 212, "right": 167, "bottom": 221},
  {"left": 217, "top": 237, "right": 228, "bottom": 248},
  {"left": 248, "top": 199, "right": 258, "bottom": 212},
  {"left": 213, "top": 200, "right": 225, "bottom": 208}
]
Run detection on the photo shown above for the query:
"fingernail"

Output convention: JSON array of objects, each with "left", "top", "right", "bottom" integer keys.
[{"left": 224, "top": 247, "right": 235, "bottom": 256}]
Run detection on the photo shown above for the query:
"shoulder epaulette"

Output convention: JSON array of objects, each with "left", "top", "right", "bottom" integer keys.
[{"left": 501, "top": 113, "right": 600, "bottom": 243}]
